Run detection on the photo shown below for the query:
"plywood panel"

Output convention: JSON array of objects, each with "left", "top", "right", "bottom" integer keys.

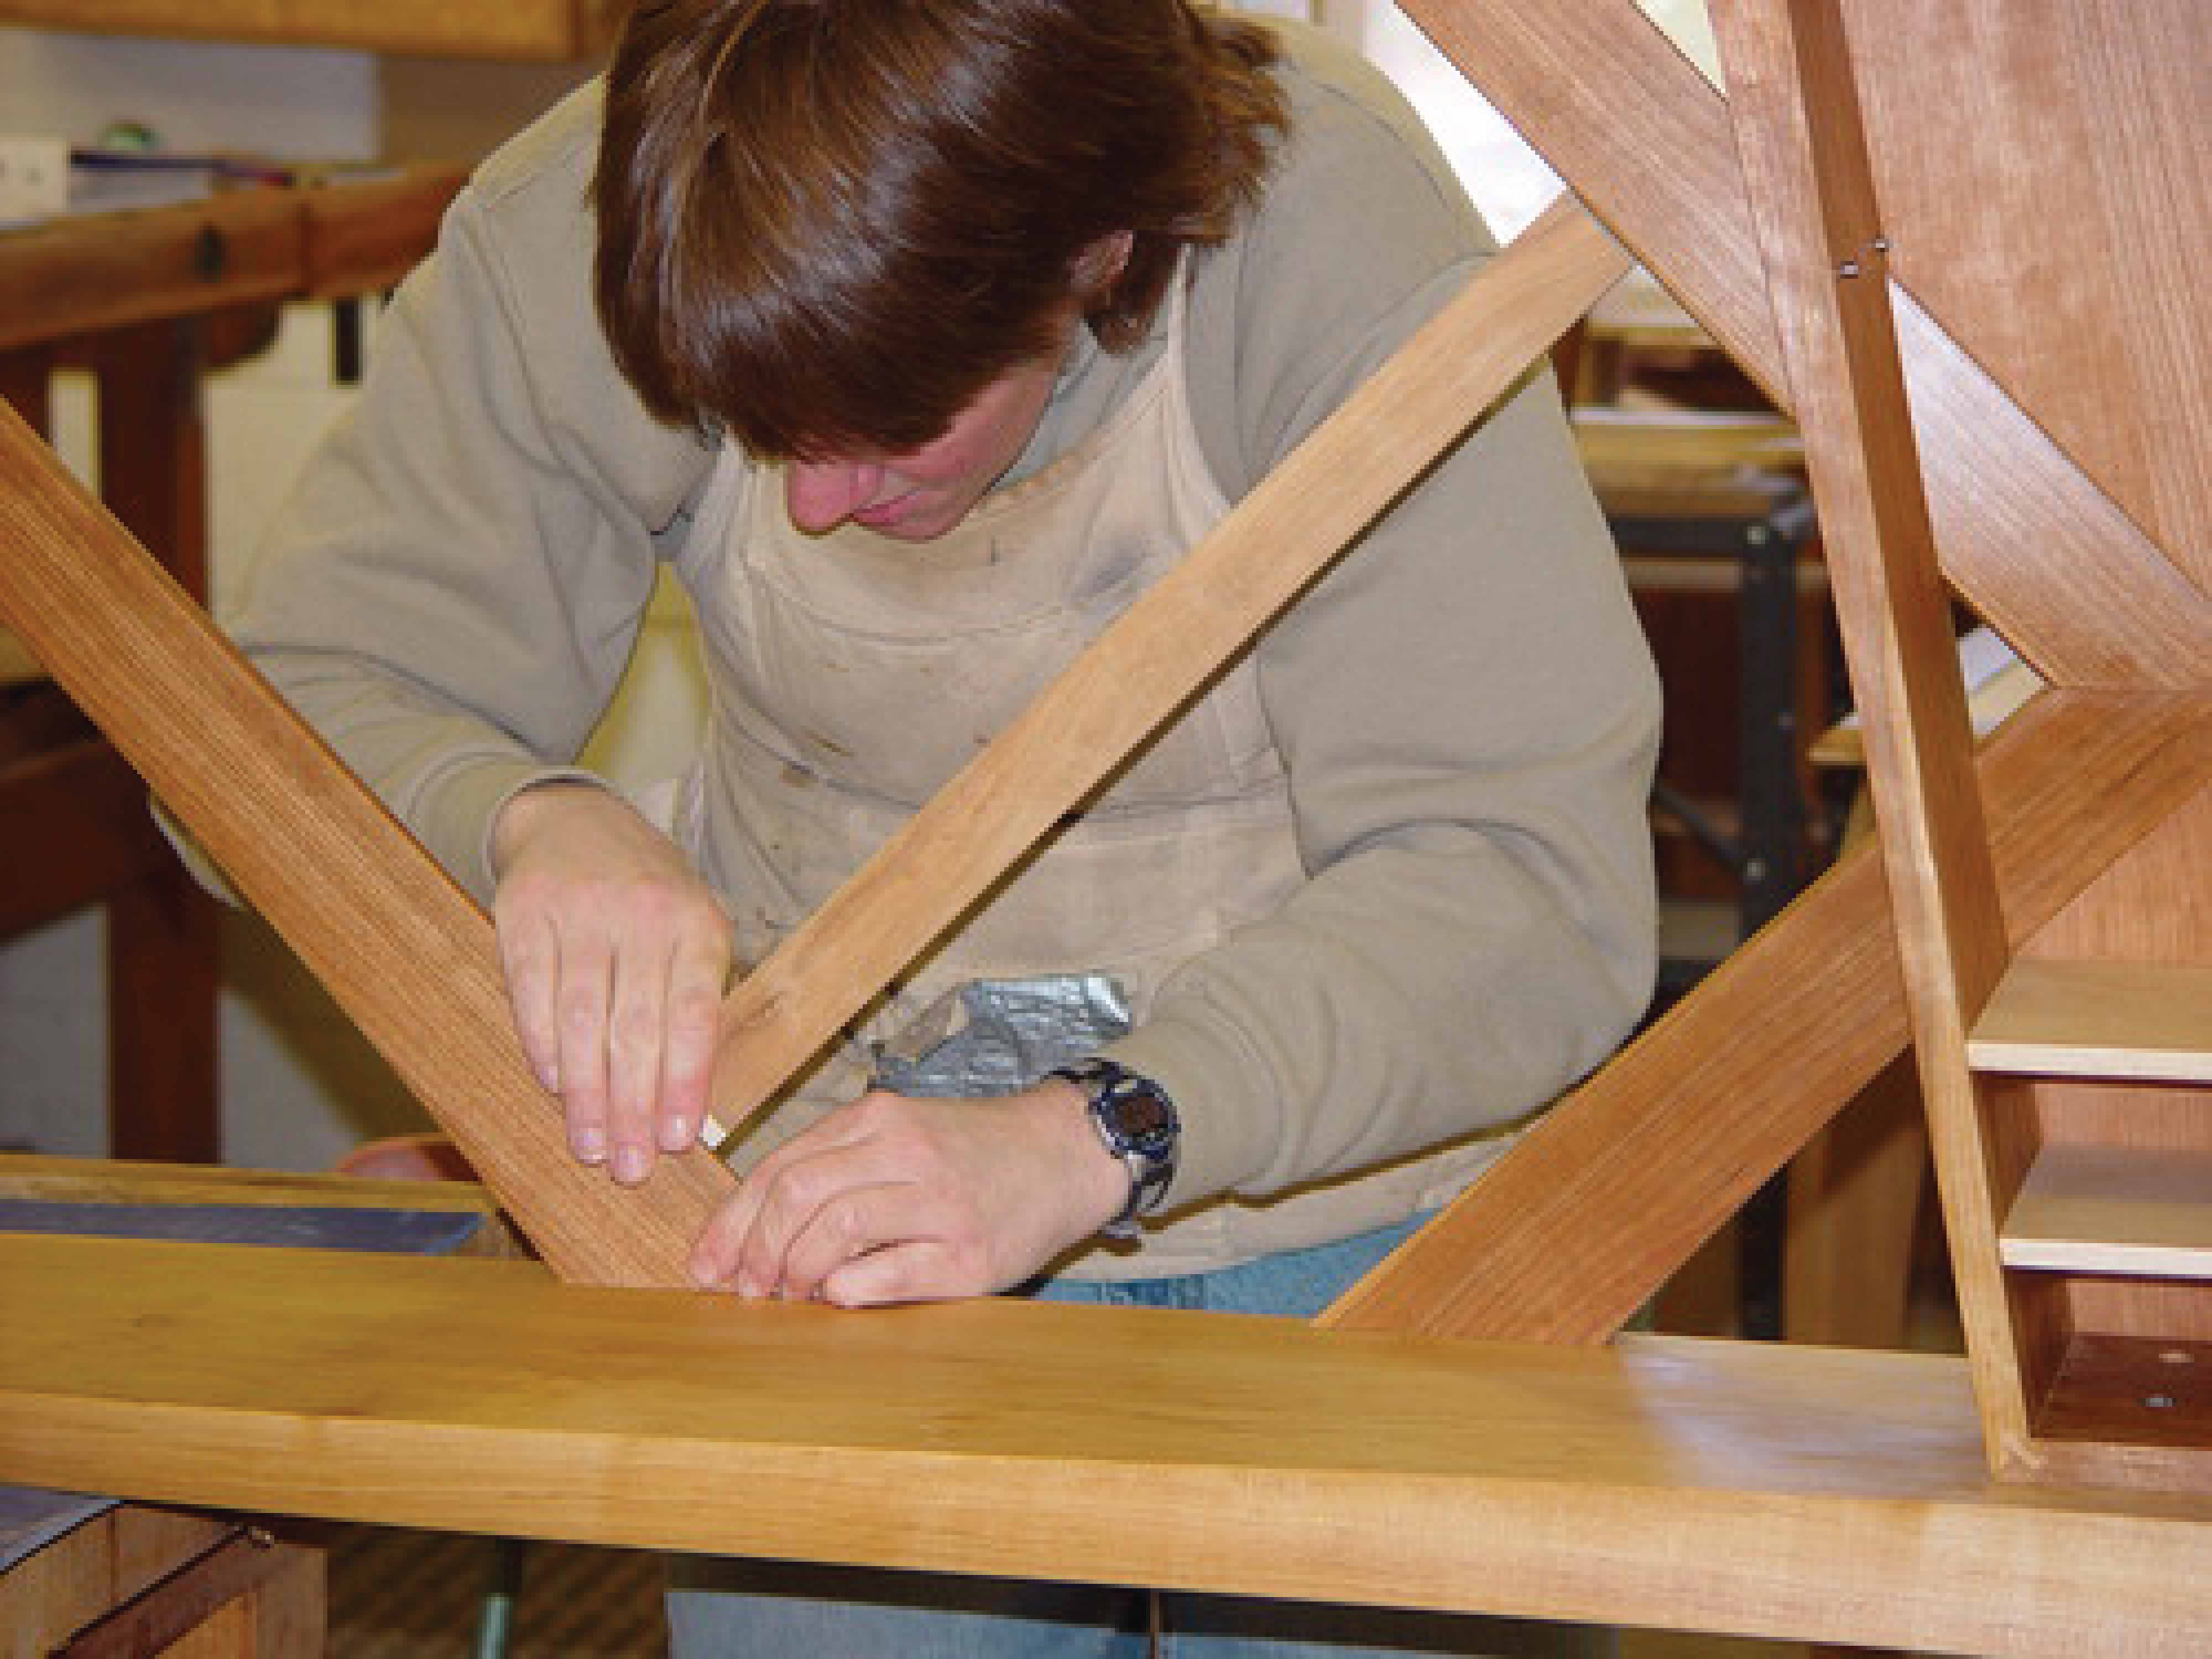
[
  {"left": 1400, "top": 0, "right": 2212, "bottom": 691},
  {"left": 1844, "top": 0, "right": 2212, "bottom": 588}
]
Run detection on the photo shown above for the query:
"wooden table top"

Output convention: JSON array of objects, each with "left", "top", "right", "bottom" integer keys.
[{"left": 2, "top": 1225, "right": 2206, "bottom": 1656}]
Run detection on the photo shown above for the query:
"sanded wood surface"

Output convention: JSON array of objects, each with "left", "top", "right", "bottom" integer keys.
[
  {"left": 1328, "top": 690, "right": 2208, "bottom": 1341},
  {"left": 0, "top": 403, "right": 735, "bottom": 1286},
  {"left": 0, "top": 1504, "right": 238, "bottom": 1657},
  {"left": 706, "top": 195, "right": 1631, "bottom": 1135},
  {"left": 1714, "top": 0, "right": 2036, "bottom": 1467},
  {"left": 2, "top": 1232, "right": 2208, "bottom": 1657},
  {"left": 1400, "top": 0, "right": 2212, "bottom": 690},
  {"left": 1970, "top": 959, "right": 2212, "bottom": 1084},
  {"left": 1847, "top": 0, "right": 2211, "bottom": 583},
  {"left": 0, "top": 0, "right": 620, "bottom": 60},
  {"left": 2001, "top": 1146, "right": 2212, "bottom": 1280}
]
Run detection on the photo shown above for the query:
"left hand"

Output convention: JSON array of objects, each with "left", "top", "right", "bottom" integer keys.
[{"left": 687, "top": 1079, "right": 1131, "bottom": 1306}]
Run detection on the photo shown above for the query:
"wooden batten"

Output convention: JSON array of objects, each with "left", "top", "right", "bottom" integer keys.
[
  {"left": 1702, "top": 0, "right": 2210, "bottom": 1491},
  {"left": 0, "top": 403, "right": 737, "bottom": 1288}
]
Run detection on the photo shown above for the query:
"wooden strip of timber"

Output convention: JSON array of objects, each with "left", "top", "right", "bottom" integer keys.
[{"left": 1, "top": 1232, "right": 2205, "bottom": 1657}]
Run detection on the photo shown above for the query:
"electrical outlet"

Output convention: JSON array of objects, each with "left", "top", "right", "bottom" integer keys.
[{"left": 0, "top": 135, "right": 70, "bottom": 222}]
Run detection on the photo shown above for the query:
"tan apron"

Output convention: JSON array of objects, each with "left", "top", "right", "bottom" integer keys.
[{"left": 669, "top": 280, "right": 1510, "bottom": 1277}]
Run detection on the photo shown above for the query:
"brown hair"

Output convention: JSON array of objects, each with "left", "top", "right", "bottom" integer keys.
[{"left": 594, "top": 0, "right": 1285, "bottom": 460}]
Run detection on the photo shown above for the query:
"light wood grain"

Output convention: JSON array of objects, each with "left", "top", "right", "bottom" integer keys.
[
  {"left": 0, "top": 402, "right": 736, "bottom": 1287},
  {"left": 1712, "top": 0, "right": 2034, "bottom": 1471},
  {"left": 705, "top": 195, "right": 1631, "bottom": 1135},
  {"left": 1970, "top": 960, "right": 2212, "bottom": 1083},
  {"left": 0, "top": 1505, "right": 237, "bottom": 1656},
  {"left": 2, "top": 1231, "right": 2208, "bottom": 1653},
  {"left": 1848, "top": 0, "right": 2211, "bottom": 583},
  {"left": 2001, "top": 1145, "right": 2212, "bottom": 1279},
  {"left": 1328, "top": 690, "right": 2206, "bottom": 1342},
  {"left": 0, "top": 0, "right": 620, "bottom": 60},
  {"left": 1400, "top": 0, "right": 2212, "bottom": 690}
]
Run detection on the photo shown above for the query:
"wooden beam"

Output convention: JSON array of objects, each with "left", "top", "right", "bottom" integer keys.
[
  {"left": 0, "top": 738, "right": 169, "bottom": 936},
  {"left": 0, "top": 0, "right": 620, "bottom": 61},
  {"left": 706, "top": 195, "right": 1631, "bottom": 1133},
  {"left": 0, "top": 400, "right": 735, "bottom": 1287},
  {"left": 1, "top": 1230, "right": 2206, "bottom": 1656},
  {"left": 1326, "top": 690, "right": 2209, "bottom": 1342}
]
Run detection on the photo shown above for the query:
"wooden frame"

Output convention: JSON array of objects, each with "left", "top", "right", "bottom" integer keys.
[
  {"left": 3, "top": 0, "right": 2208, "bottom": 1649},
  {"left": 0, "top": 0, "right": 624, "bottom": 61}
]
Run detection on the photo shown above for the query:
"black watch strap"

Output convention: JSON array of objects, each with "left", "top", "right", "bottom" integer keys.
[{"left": 1051, "top": 1058, "right": 1179, "bottom": 1240}]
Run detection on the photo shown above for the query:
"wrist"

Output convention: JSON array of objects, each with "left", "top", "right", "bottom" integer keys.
[
  {"left": 489, "top": 778, "right": 611, "bottom": 876},
  {"left": 1042, "top": 1077, "right": 1135, "bottom": 1238},
  {"left": 1050, "top": 1059, "right": 1180, "bottom": 1240}
]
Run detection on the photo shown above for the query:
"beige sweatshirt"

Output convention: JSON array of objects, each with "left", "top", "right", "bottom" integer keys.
[{"left": 228, "top": 22, "right": 1662, "bottom": 1259}]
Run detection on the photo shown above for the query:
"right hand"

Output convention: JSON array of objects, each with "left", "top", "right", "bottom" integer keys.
[{"left": 489, "top": 781, "right": 733, "bottom": 1185}]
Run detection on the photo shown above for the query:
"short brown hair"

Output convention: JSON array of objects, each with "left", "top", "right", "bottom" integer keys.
[{"left": 594, "top": 0, "right": 1285, "bottom": 460}]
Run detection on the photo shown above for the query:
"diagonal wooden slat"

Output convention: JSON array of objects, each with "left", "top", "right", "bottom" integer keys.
[
  {"left": 705, "top": 195, "right": 1631, "bottom": 1133},
  {"left": 1326, "top": 689, "right": 2210, "bottom": 1342},
  {"left": 1709, "top": 0, "right": 2029, "bottom": 1458},
  {"left": 0, "top": 401, "right": 735, "bottom": 1288}
]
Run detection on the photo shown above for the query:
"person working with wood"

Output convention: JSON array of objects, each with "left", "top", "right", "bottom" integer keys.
[{"left": 220, "top": 0, "right": 1658, "bottom": 1650}]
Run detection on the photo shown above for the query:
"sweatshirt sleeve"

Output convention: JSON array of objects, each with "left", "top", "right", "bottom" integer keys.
[
  {"left": 1105, "top": 37, "right": 1662, "bottom": 1206},
  {"left": 227, "top": 95, "right": 711, "bottom": 904}
]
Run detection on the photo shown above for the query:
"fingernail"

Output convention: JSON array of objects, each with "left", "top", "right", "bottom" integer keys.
[
  {"left": 613, "top": 1146, "right": 651, "bottom": 1185},
  {"left": 659, "top": 1117, "right": 694, "bottom": 1153},
  {"left": 571, "top": 1127, "right": 606, "bottom": 1164}
]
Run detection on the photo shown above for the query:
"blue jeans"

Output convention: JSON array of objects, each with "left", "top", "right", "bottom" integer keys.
[{"left": 666, "top": 1218, "right": 1609, "bottom": 1657}]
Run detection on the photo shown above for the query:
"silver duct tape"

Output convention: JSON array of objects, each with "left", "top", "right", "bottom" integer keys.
[{"left": 870, "top": 974, "right": 1132, "bottom": 1098}]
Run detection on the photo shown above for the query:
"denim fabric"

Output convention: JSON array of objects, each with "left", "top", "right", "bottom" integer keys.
[{"left": 666, "top": 1217, "right": 1611, "bottom": 1658}]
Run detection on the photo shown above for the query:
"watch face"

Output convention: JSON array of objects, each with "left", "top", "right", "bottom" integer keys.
[{"left": 1104, "top": 1080, "right": 1177, "bottom": 1160}]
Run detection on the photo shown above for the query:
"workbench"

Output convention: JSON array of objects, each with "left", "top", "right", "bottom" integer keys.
[{"left": 0, "top": 161, "right": 466, "bottom": 1164}]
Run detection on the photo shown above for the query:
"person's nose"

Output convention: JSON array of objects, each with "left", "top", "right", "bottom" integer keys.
[{"left": 786, "top": 458, "right": 883, "bottom": 534}]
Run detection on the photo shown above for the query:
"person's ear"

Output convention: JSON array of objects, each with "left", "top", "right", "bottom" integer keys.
[{"left": 1070, "top": 231, "right": 1135, "bottom": 303}]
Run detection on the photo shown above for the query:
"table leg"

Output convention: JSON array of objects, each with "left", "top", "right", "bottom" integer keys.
[{"left": 88, "top": 320, "right": 223, "bottom": 1165}]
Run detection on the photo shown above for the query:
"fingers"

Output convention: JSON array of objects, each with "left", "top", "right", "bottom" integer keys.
[
  {"left": 687, "top": 1091, "right": 1099, "bottom": 1307},
  {"left": 488, "top": 784, "right": 732, "bottom": 1185},
  {"left": 600, "top": 924, "right": 665, "bottom": 1185},
  {"left": 655, "top": 930, "right": 729, "bottom": 1154},
  {"left": 693, "top": 1170, "right": 985, "bottom": 1307}
]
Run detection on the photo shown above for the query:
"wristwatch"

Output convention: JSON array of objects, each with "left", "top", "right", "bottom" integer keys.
[{"left": 1051, "top": 1058, "right": 1179, "bottom": 1239}]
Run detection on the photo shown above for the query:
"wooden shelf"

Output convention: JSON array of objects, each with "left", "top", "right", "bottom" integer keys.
[
  {"left": 1968, "top": 958, "right": 2212, "bottom": 1083},
  {"left": 2001, "top": 1144, "right": 2212, "bottom": 1279},
  {"left": 0, "top": 0, "right": 623, "bottom": 60}
]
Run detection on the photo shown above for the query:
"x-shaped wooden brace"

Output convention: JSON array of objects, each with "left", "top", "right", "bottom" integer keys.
[{"left": 6, "top": 0, "right": 2208, "bottom": 1315}]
